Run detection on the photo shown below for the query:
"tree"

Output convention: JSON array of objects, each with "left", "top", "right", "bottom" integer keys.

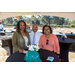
[
  {"left": 53, "top": 17, "right": 65, "bottom": 25},
  {"left": 59, "top": 17, "right": 65, "bottom": 25},
  {"left": 36, "top": 19, "right": 40, "bottom": 25},
  {"left": 40, "top": 16, "right": 53, "bottom": 26},
  {"left": 53, "top": 16, "right": 59, "bottom": 24},
  {"left": 3, "top": 17, "right": 13, "bottom": 25},
  {"left": 31, "top": 15, "right": 36, "bottom": 24},
  {"left": 32, "top": 20, "right": 35, "bottom": 24},
  {"left": 64, "top": 19, "right": 69, "bottom": 25}
]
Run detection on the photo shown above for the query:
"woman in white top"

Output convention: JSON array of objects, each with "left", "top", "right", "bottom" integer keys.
[{"left": 12, "top": 20, "right": 30, "bottom": 53}]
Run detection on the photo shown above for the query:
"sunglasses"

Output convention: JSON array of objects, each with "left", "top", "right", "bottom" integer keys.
[{"left": 46, "top": 40, "right": 49, "bottom": 45}]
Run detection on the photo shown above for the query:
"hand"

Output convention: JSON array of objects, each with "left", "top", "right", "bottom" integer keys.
[
  {"left": 23, "top": 50, "right": 28, "bottom": 54},
  {"left": 19, "top": 49, "right": 24, "bottom": 53}
]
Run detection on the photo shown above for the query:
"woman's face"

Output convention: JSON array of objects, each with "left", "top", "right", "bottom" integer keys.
[
  {"left": 44, "top": 26, "right": 50, "bottom": 35},
  {"left": 19, "top": 21, "right": 25, "bottom": 31}
]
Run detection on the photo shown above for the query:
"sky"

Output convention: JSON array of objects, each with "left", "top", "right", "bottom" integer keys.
[
  {"left": 23, "top": 15, "right": 39, "bottom": 18},
  {"left": 24, "top": 15, "right": 31, "bottom": 18}
]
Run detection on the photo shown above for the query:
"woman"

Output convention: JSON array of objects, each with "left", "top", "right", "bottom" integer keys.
[
  {"left": 39, "top": 25, "right": 60, "bottom": 54},
  {"left": 12, "top": 20, "right": 30, "bottom": 53}
]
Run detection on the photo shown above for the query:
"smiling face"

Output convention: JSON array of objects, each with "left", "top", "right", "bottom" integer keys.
[
  {"left": 19, "top": 21, "right": 25, "bottom": 31},
  {"left": 32, "top": 24, "right": 38, "bottom": 33},
  {"left": 44, "top": 26, "right": 50, "bottom": 35}
]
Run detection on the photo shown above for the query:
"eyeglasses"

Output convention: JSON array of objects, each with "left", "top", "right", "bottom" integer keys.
[{"left": 46, "top": 40, "right": 49, "bottom": 45}]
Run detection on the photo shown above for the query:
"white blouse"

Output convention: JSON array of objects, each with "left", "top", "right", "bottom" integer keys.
[{"left": 23, "top": 36, "right": 28, "bottom": 47}]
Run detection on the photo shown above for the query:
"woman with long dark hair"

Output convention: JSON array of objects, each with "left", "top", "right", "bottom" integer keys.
[{"left": 12, "top": 20, "right": 30, "bottom": 53}]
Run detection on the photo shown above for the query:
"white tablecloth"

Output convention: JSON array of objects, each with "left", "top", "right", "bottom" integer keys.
[
  {"left": 0, "top": 35, "right": 12, "bottom": 40},
  {"left": 53, "top": 32, "right": 67, "bottom": 38},
  {"left": 0, "top": 30, "right": 12, "bottom": 33}
]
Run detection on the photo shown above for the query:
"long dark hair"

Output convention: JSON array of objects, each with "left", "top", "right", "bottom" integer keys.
[
  {"left": 16, "top": 20, "right": 26, "bottom": 33},
  {"left": 42, "top": 25, "right": 52, "bottom": 34}
]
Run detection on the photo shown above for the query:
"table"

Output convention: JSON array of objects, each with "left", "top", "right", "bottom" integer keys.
[
  {"left": 4, "top": 39, "right": 13, "bottom": 54},
  {"left": 66, "top": 33, "right": 75, "bottom": 39},
  {"left": 6, "top": 49, "right": 60, "bottom": 62},
  {"left": 0, "top": 31, "right": 14, "bottom": 47},
  {"left": 58, "top": 37, "right": 75, "bottom": 62},
  {"left": 0, "top": 33, "right": 8, "bottom": 47},
  {"left": 0, "top": 33, "right": 5, "bottom": 35},
  {"left": 0, "top": 34, "right": 13, "bottom": 54},
  {"left": 5, "top": 37, "right": 75, "bottom": 62},
  {"left": 66, "top": 33, "right": 75, "bottom": 51},
  {"left": 66, "top": 33, "right": 75, "bottom": 35},
  {"left": 38, "top": 49, "right": 60, "bottom": 62},
  {"left": 53, "top": 32, "right": 66, "bottom": 37}
]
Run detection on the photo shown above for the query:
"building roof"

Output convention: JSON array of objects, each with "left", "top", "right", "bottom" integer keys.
[{"left": 0, "top": 12, "right": 75, "bottom": 20}]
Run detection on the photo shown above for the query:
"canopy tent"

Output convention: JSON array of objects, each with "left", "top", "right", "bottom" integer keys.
[{"left": 0, "top": 12, "right": 75, "bottom": 20}]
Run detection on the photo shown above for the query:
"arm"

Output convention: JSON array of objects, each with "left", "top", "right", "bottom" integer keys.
[
  {"left": 38, "top": 36, "right": 43, "bottom": 49},
  {"left": 12, "top": 32, "right": 24, "bottom": 53},
  {"left": 54, "top": 35, "right": 60, "bottom": 54}
]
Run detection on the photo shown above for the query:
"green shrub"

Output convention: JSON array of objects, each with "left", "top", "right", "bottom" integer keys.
[{"left": 70, "top": 24, "right": 75, "bottom": 27}]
